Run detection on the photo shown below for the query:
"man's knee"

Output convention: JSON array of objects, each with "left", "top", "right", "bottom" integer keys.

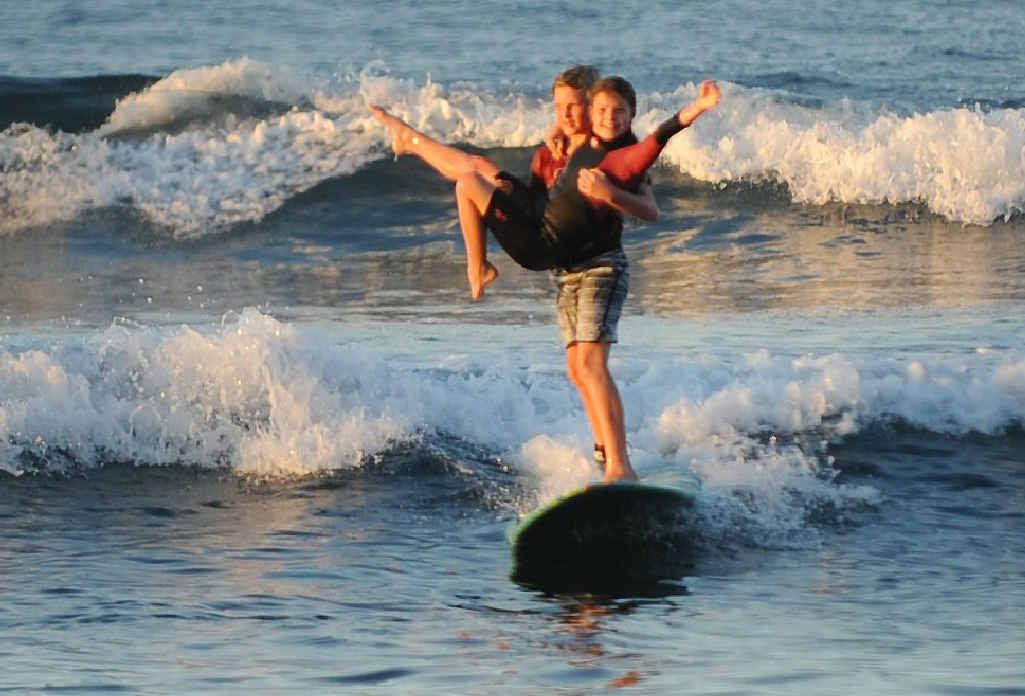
[
  {"left": 565, "top": 347, "right": 582, "bottom": 386},
  {"left": 566, "top": 359, "right": 586, "bottom": 389},
  {"left": 570, "top": 343, "right": 611, "bottom": 385}
]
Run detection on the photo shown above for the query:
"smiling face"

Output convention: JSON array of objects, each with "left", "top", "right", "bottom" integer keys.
[
  {"left": 553, "top": 83, "right": 589, "bottom": 137},
  {"left": 589, "top": 90, "right": 632, "bottom": 142}
]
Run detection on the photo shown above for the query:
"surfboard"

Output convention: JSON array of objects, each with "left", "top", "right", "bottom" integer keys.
[{"left": 510, "top": 479, "right": 699, "bottom": 592}]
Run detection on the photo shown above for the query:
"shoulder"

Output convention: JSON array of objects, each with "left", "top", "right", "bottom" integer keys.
[
  {"left": 532, "top": 144, "right": 556, "bottom": 167},
  {"left": 529, "top": 145, "right": 546, "bottom": 173}
]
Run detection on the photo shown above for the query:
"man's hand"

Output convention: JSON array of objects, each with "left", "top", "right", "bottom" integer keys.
[
  {"left": 545, "top": 123, "right": 569, "bottom": 161},
  {"left": 490, "top": 173, "right": 514, "bottom": 195}
]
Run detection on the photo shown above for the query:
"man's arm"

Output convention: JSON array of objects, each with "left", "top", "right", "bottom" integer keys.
[
  {"left": 527, "top": 147, "right": 549, "bottom": 198},
  {"left": 576, "top": 169, "right": 658, "bottom": 222}
]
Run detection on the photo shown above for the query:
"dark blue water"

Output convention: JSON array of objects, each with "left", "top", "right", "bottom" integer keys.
[{"left": 2, "top": 1, "right": 1025, "bottom": 693}]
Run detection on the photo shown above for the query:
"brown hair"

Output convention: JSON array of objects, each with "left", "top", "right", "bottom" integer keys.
[
  {"left": 552, "top": 64, "right": 600, "bottom": 94},
  {"left": 589, "top": 76, "right": 637, "bottom": 118}
]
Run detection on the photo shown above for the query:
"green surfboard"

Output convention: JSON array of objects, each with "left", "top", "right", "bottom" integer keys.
[{"left": 510, "top": 479, "right": 699, "bottom": 592}]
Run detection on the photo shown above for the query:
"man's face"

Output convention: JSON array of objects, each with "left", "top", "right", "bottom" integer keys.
[{"left": 553, "top": 84, "right": 589, "bottom": 137}]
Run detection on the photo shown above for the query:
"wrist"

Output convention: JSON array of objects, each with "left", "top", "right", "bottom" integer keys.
[{"left": 677, "top": 104, "right": 702, "bottom": 128}]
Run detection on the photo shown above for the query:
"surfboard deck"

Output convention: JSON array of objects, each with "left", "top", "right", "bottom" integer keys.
[{"left": 510, "top": 480, "right": 698, "bottom": 592}]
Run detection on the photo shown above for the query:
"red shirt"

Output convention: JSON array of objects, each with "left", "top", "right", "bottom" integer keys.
[{"left": 528, "top": 145, "right": 565, "bottom": 195}]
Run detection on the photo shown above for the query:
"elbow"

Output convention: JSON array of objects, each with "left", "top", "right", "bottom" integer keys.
[{"left": 640, "top": 207, "right": 659, "bottom": 223}]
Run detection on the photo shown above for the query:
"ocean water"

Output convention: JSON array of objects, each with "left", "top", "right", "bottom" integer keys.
[{"left": 2, "top": 1, "right": 1025, "bottom": 694}]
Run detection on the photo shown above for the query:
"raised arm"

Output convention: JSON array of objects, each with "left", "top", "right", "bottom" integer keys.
[
  {"left": 588, "top": 79, "right": 721, "bottom": 192},
  {"left": 672, "top": 79, "right": 721, "bottom": 134}
]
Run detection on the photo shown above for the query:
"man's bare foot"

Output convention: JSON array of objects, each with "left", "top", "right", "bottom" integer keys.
[
  {"left": 602, "top": 463, "right": 638, "bottom": 484},
  {"left": 467, "top": 261, "right": 498, "bottom": 301},
  {"left": 369, "top": 105, "right": 417, "bottom": 155}
]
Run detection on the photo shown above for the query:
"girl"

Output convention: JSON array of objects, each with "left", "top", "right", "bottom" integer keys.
[{"left": 370, "top": 77, "right": 721, "bottom": 300}]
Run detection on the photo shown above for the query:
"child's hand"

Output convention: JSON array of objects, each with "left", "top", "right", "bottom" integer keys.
[
  {"left": 695, "top": 80, "right": 721, "bottom": 112},
  {"left": 576, "top": 168, "right": 614, "bottom": 203}
]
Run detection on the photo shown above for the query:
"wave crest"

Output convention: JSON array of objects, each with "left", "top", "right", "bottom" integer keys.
[
  {"left": 656, "top": 84, "right": 1025, "bottom": 225},
  {"left": 3, "top": 61, "right": 1025, "bottom": 237}
]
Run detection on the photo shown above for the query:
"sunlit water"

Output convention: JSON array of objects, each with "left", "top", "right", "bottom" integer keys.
[{"left": 3, "top": 0, "right": 1025, "bottom": 693}]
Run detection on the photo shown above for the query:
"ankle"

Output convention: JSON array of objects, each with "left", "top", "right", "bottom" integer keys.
[{"left": 593, "top": 443, "right": 606, "bottom": 474}]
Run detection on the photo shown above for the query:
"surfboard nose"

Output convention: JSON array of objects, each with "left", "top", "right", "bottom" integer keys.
[{"left": 510, "top": 481, "right": 698, "bottom": 593}]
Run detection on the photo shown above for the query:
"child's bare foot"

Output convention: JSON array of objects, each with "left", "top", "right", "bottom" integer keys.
[
  {"left": 467, "top": 261, "right": 498, "bottom": 301},
  {"left": 369, "top": 105, "right": 417, "bottom": 155}
]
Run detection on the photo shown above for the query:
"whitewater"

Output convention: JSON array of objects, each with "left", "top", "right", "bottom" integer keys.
[
  {"left": 2, "top": 1, "right": 1024, "bottom": 694},
  {"left": 4, "top": 58, "right": 1025, "bottom": 238}
]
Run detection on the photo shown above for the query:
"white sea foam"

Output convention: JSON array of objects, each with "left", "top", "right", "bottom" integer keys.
[
  {"left": 3, "top": 60, "right": 1024, "bottom": 236},
  {"left": 98, "top": 57, "right": 309, "bottom": 136},
  {"left": 650, "top": 82, "right": 1025, "bottom": 225},
  {"left": 0, "top": 59, "right": 557, "bottom": 237},
  {"left": 3, "top": 310, "right": 1023, "bottom": 546}
]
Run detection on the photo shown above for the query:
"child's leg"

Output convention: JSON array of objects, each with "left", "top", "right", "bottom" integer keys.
[
  {"left": 370, "top": 106, "right": 501, "bottom": 183},
  {"left": 454, "top": 171, "right": 499, "bottom": 300},
  {"left": 370, "top": 105, "right": 501, "bottom": 300}
]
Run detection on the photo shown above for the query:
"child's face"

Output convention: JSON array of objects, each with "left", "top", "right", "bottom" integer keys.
[
  {"left": 590, "top": 90, "right": 631, "bottom": 142},
  {"left": 553, "top": 84, "right": 589, "bottom": 137}
]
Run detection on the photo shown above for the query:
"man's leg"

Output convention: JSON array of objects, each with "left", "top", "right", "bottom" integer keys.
[
  {"left": 569, "top": 341, "right": 636, "bottom": 483},
  {"left": 557, "top": 260, "right": 633, "bottom": 482},
  {"left": 565, "top": 342, "right": 606, "bottom": 469}
]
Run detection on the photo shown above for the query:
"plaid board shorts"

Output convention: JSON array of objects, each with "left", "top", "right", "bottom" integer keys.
[{"left": 553, "top": 249, "right": 629, "bottom": 347}]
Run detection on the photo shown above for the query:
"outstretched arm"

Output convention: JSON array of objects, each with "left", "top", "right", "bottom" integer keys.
[
  {"left": 597, "top": 80, "right": 722, "bottom": 189},
  {"left": 677, "top": 80, "right": 722, "bottom": 130},
  {"left": 578, "top": 82, "right": 720, "bottom": 217},
  {"left": 651, "top": 79, "right": 722, "bottom": 145},
  {"left": 577, "top": 169, "right": 658, "bottom": 221}
]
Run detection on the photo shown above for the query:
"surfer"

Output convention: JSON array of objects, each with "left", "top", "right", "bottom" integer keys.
[
  {"left": 527, "top": 67, "right": 657, "bottom": 485},
  {"left": 371, "top": 73, "right": 721, "bottom": 483},
  {"left": 547, "top": 75, "right": 717, "bottom": 484}
]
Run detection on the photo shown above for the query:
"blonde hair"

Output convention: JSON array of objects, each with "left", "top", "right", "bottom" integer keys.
[{"left": 552, "top": 65, "right": 600, "bottom": 94}]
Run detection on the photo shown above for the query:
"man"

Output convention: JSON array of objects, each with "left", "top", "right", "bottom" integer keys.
[
  {"left": 370, "top": 67, "right": 685, "bottom": 483},
  {"left": 537, "top": 66, "right": 658, "bottom": 483}
]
